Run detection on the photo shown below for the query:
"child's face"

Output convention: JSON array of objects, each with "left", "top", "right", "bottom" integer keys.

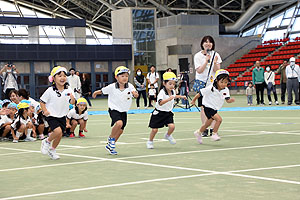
[
  {"left": 77, "top": 103, "right": 87, "bottom": 112},
  {"left": 217, "top": 79, "right": 229, "bottom": 90},
  {"left": 150, "top": 85, "right": 154, "bottom": 89},
  {"left": 9, "top": 108, "right": 17, "bottom": 115},
  {"left": 249, "top": 84, "right": 253, "bottom": 87},
  {"left": 116, "top": 73, "right": 129, "bottom": 85},
  {"left": 54, "top": 72, "right": 67, "bottom": 87},
  {"left": 9, "top": 93, "right": 19, "bottom": 103},
  {"left": 164, "top": 80, "right": 176, "bottom": 91}
]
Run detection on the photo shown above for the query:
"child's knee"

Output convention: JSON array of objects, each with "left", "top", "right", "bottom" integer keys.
[
  {"left": 168, "top": 124, "right": 175, "bottom": 130},
  {"left": 72, "top": 120, "right": 78, "bottom": 126},
  {"left": 115, "top": 120, "right": 123, "bottom": 128}
]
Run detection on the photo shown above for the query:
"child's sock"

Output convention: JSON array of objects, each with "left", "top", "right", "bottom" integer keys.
[
  {"left": 26, "top": 129, "right": 33, "bottom": 138},
  {"left": 16, "top": 131, "right": 22, "bottom": 138}
]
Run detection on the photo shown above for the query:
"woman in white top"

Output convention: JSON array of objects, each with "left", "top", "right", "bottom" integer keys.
[
  {"left": 193, "top": 35, "right": 222, "bottom": 137},
  {"left": 264, "top": 66, "right": 279, "bottom": 105}
]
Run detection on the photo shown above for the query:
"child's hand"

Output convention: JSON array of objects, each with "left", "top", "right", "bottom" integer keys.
[
  {"left": 191, "top": 99, "right": 195, "bottom": 105},
  {"left": 227, "top": 97, "right": 235, "bottom": 103},
  {"left": 132, "top": 91, "right": 139, "bottom": 98},
  {"left": 83, "top": 128, "right": 88, "bottom": 132},
  {"left": 66, "top": 123, "right": 71, "bottom": 129},
  {"left": 92, "top": 90, "right": 102, "bottom": 98}
]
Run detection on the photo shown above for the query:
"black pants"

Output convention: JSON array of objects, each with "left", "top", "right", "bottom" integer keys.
[
  {"left": 280, "top": 82, "right": 287, "bottom": 103},
  {"left": 82, "top": 94, "right": 92, "bottom": 107},
  {"left": 255, "top": 83, "right": 264, "bottom": 104},
  {"left": 136, "top": 90, "right": 147, "bottom": 107}
]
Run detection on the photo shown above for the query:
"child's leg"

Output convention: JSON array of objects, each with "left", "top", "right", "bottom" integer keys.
[
  {"left": 200, "top": 118, "right": 213, "bottom": 133},
  {"left": 110, "top": 120, "right": 123, "bottom": 141},
  {"left": 70, "top": 120, "right": 78, "bottom": 133},
  {"left": 2, "top": 125, "right": 11, "bottom": 137},
  {"left": 211, "top": 113, "right": 222, "bottom": 134},
  {"left": 166, "top": 123, "right": 175, "bottom": 136},
  {"left": 165, "top": 124, "right": 176, "bottom": 144},
  {"left": 149, "top": 128, "right": 158, "bottom": 141},
  {"left": 78, "top": 119, "right": 85, "bottom": 132},
  {"left": 48, "top": 127, "right": 63, "bottom": 149}
]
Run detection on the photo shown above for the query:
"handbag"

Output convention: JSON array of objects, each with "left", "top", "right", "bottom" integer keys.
[{"left": 193, "top": 52, "right": 216, "bottom": 92}]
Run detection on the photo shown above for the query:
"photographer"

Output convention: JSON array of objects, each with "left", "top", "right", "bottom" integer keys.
[{"left": 0, "top": 64, "right": 19, "bottom": 99}]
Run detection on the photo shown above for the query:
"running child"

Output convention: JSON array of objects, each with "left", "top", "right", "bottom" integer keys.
[
  {"left": 92, "top": 66, "right": 138, "bottom": 155},
  {"left": 40, "top": 66, "right": 75, "bottom": 160},
  {"left": 147, "top": 72, "right": 187, "bottom": 149},
  {"left": 66, "top": 98, "right": 88, "bottom": 138},
  {"left": 191, "top": 69, "right": 235, "bottom": 144}
]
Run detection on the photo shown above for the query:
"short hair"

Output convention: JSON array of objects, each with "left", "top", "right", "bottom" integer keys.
[
  {"left": 69, "top": 68, "right": 75, "bottom": 72},
  {"left": 150, "top": 84, "right": 154, "bottom": 87},
  {"left": 200, "top": 36, "right": 215, "bottom": 50}
]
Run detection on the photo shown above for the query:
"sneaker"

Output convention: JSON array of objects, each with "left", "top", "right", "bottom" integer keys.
[
  {"left": 38, "top": 134, "right": 45, "bottom": 140},
  {"left": 269, "top": 101, "right": 272, "bottom": 105},
  {"left": 146, "top": 141, "right": 154, "bottom": 149},
  {"left": 275, "top": 101, "right": 279, "bottom": 105},
  {"left": 193, "top": 130, "right": 202, "bottom": 144},
  {"left": 69, "top": 133, "right": 75, "bottom": 138},
  {"left": 107, "top": 137, "right": 116, "bottom": 149},
  {"left": 137, "top": 107, "right": 140, "bottom": 110},
  {"left": 202, "top": 129, "right": 209, "bottom": 137},
  {"left": 48, "top": 148, "right": 60, "bottom": 160},
  {"left": 41, "top": 138, "right": 51, "bottom": 155},
  {"left": 281, "top": 102, "right": 285, "bottom": 104},
  {"left": 13, "top": 139, "right": 18, "bottom": 143},
  {"left": 247, "top": 103, "right": 250, "bottom": 106},
  {"left": 164, "top": 134, "right": 176, "bottom": 144},
  {"left": 211, "top": 134, "right": 221, "bottom": 141},
  {"left": 79, "top": 132, "right": 86, "bottom": 138},
  {"left": 105, "top": 145, "right": 118, "bottom": 155},
  {"left": 209, "top": 128, "right": 213, "bottom": 136},
  {"left": 145, "top": 106, "right": 148, "bottom": 109},
  {"left": 24, "top": 137, "right": 37, "bottom": 142}
]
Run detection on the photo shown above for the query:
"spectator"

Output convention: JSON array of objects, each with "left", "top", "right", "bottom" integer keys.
[
  {"left": 285, "top": 57, "right": 300, "bottom": 105},
  {"left": 0, "top": 64, "right": 19, "bottom": 99},
  {"left": 148, "top": 84, "right": 156, "bottom": 107},
  {"left": 146, "top": 65, "right": 159, "bottom": 105},
  {"left": 246, "top": 82, "right": 254, "bottom": 106},
  {"left": 8, "top": 90, "right": 19, "bottom": 104},
  {"left": 166, "top": 68, "right": 173, "bottom": 72},
  {"left": 252, "top": 61, "right": 265, "bottom": 105},
  {"left": 264, "top": 66, "right": 279, "bottom": 105},
  {"left": 67, "top": 68, "right": 81, "bottom": 99},
  {"left": 276, "top": 60, "right": 288, "bottom": 104},
  {"left": 179, "top": 72, "right": 189, "bottom": 105},
  {"left": 134, "top": 68, "right": 147, "bottom": 109},
  {"left": 81, "top": 73, "right": 92, "bottom": 107},
  {"left": 193, "top": 35, "right": 221, "bottom": 137}
]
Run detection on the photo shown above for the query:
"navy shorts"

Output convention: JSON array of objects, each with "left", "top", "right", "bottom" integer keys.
[
  {"left": 108, "top": 109, "right": 127, "bottom": 130},
  {"left": 46, "top": 116, "right": 66, "bottom": 133},
  {"left": 203, "top": 106, "right": 217, "bottom": 119},
  {"left": 149, "top": 109, "right": 174, "bottom": 128}
]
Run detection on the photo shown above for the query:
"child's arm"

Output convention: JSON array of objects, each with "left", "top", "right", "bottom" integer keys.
[
  {"left": 40, "top": 102, "right": 50, "bottom": 117},
  {"left": 191, "top": 93, "right": 201, "bottom": 105},
  {"left": 66, "top": 118, "right": 71, "bottom": 128},
  {"left": 83, "top": 120, "right": 88, "bottom": 132},
  {"left": 92, "top": 90, "right": 102, "bottom": 98},
  {"left": 226, "top": 97, "right": 235, "bottom": 103},
  {"left": 69, "top": 93, "right": 76, "bottom": 105},
  {"left": 159, "top": 96, "right": 175, "bottom": 106}
]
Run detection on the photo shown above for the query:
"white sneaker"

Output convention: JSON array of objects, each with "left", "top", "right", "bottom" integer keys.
[
  {"left": 269, "top": 101, "right": 272, "bottom": 105},
  {"left": 13, "top": 139, "right": 18, "bottom": 143},
  {"left": 137, "top": 107, "right": 140, "bottom": 110},
  {"left": 24, "top": 137, "right": 37, "bottom": 142},
  {"left": 145, "top": 106, "right": 148, "bottom": 109},
  {"left": 39, "top": 134, "right": 45, "bottom": 140},
  {"left": 194, "top": 130, "right": 203, "bottom": 144},
  {"left": 164, "top": 134, "right": 176, "bottom": 144},
  {"left": 41, "top": 138, "right": 51, "bottom": 155},
  {"left": 146, "top": 141, "right": 154, "bottom": 149},
  {"left": 211, "top": 134, "right": 221, "bottom": 141},
  {"left": 275, "top": 101, "right": 279, "bottom": 105},
  {"left": 48, "top": 148, "right": 60, "bottom": 160}
]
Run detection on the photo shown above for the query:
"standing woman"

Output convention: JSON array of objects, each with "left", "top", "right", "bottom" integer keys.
[
  {"left": 81, "top": 73, "right": 92, "bottom": 107},
  {"left": 193, "top": 35, "right": 222, "bottom": 137},
  {"left": 134, "top": 68, "right": 147, "bottom": 109}
]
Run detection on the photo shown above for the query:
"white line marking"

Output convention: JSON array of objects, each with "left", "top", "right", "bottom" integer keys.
[
  {"left": 228, "top": 164, "right": 300, "bottom": 173},
  {"left": 59, "top": 145, "right": 83, "bottom": 148}
]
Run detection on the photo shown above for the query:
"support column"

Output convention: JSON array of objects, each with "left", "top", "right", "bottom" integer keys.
[
  {"left": 28, "top": 26, "right": 39, "bottom": 44},
  {"left": 65, "top": 27, "right": 86, "bottom": 44}
]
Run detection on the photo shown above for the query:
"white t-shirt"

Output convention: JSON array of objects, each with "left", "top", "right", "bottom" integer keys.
[
  {"left": 67, "top": 75, "right": 81, "bottom": 99},
  {"left": 155, "top": 88, "right": 176, "bottom": 112},
  {"left": 286, "top": 64, "right": 300, "bottom": 78},
  {"left": 0, "top": 115, "right": 13, "bottom": 126},
  {"left": 11, "top": 116, "right": 31, "bottom": 129},
  {"left": 102, "top": 82, "right": 137, "bottom": 112},
  {"left": 67, "top": 108, "right": 88, "bottom": 121},
  {"left": 148, "top": 88, "right": 156, "bottom": 96},
  {"left": 200, "top": 85, "right": 230, "bottom": 110},
  {"left": 40, "top": 86, "right": 74, "bottom": 118},
  {"left": 147, "top": 72, "right": 159, "bottom": 88},
  {"left": 194, "top": 50, "right": 222, "bottom": 86}
]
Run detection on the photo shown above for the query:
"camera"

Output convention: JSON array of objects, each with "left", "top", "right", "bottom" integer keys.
[{"left": 7, "top": 64, "right": 13, "bottom": 68}]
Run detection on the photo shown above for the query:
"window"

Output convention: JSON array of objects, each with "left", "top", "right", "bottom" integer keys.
[
  {"left": 291, "top": 17, "right": 300, "bottom": 32},
  {"left": 268, "top": 14, "right": 284, "bottom": 28},
  {"left": 284, "top": 6, "right": 295, "bottom": 18},
  {"left": 254, "top": 23, "right": 265, "bottom": 35},
  {"left": 263, "top": 29, "right": 287, "bottom": 41},
  {"left": 242, "top": 28, "right": 255, "bottom": 37}
]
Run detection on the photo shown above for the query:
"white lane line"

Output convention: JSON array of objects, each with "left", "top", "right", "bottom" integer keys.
[
  {"left": 59, "top": 145, "right": 84, "bottom": 148},
  {"left": 0, "top": 173, "right": 215, "bottom": 200},
  {"left": 228, "top": 164, "right": 300, "bottom": 173}
]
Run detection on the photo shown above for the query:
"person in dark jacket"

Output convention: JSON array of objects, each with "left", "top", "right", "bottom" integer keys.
[
  {"left": 81, "top": 73, "right": 92, "bottom": 107},
  {"left": 134, "top": 68, "right": 147, "bottom": 109}
]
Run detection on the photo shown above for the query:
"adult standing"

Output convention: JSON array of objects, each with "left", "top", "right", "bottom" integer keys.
[
  {"left": 67, "top": 68, "right": 81, "bottom": 100},
  {"left": 193, "top": 35, "right": 221, "bottom": 136},
  {"left": 0, "top": 64, "right": 19, "bottom": 99},
  {"left": 146, "top": 65, "right": 159, "bottom": 106},
  {"left": 264, "top": 66, "right": 278, "bottom": 105},
  {"left": 179, "top": 72, "right": 189, "bottom": 105},
  {"left": 285, "top": 57, "right": 300, "bottom": 105},
  {"left": 252, "top": 61, "right": 265, "bottom": 105},
  {"left": 81, "top": 73, "right": 92, "bottom": 107},
  {"left": 134, "top": 68, "right": 147, "bottom": 109},
  {"left": 276, "top": 60, "right": 288, "bottom": 104}
]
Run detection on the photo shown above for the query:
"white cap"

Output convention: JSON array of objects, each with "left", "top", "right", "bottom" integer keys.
[{"left": 290, "top": 57, "right": 295, "bottom": 62}]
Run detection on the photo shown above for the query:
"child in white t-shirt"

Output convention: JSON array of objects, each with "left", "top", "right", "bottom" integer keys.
[
  {"left": 0, "top": 102, "right": 17, "bottom": 141},
  {"left": 66, "top": 98, "right": 88, "bottom": 138},
  {"left": 192, "top": 69, "right": 235, "bottom": 144},
  {"left": 148, "top": 84, "right": 156, "bottom": 107},
  {"left": 40, "top": 66, "right": 75, "bottom": 160},
  {"left": 147, "top": 72, "right": 187, "bottom": 149},
  {"left": 92, "top": 66, "right": 138, "bottom": 155}
]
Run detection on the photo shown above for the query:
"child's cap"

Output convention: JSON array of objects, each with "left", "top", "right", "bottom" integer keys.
[
  {"left": 49, "top": 66, "right": 67, "bottom": 82},
  {"left": 2, "top": 99, "right": 11, "bottom": 104},
  {"left": 163, "top": 72, "right": 177, "bottom": 81},
  {"left": 76, "top": 98, "right": 88, "bottom": 105},
  {"left": 115, "top": 66, "right": 130, "bottom": 76},
  {"left": 215, "top": 69, "right": 229, "bottom": 79},
  {"left": 17, "top": 102, "right": 30, "bottom": 110},
  {"left": 7, "top": 102, "right": 17, "bottom": 109}
]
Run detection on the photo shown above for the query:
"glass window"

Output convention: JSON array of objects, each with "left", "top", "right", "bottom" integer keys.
[
  {"left": 99, "top": 39, "right": 112, "bottom": 45},
  {"left": 94, "top": 62, "right": 108, "bottom": 72},
  {"left": 0, "top": 0, "right": 17, "bottom": 12},
  {"left": 43, "top": 26, "right": 63, "bottom": 37},
  {"left": 39, "top": 38, "right": 50, "bottom": 44},
  {"left": 55, "top": 62, "right": 72, "bottom": 71},
  {"left": 94, "top": 30, "right": 109, "bottom": 39},
  {"left": 39, "top": 27, "right": 46, "bottom": 36},
  {"left": 86, "top": 28, "right": 93, "bottom": 36},
  {"left": 0, "top": 25, "right": 12, "bottom": 35},
  {"left": 86, "top": 38, "right": 99, "bottom": 45},
  {"left": 268, "top": 13, "right": 284, "bottom": 28},
  {"left": 263, "top": 29, "right": 287, "bottom": 41},
  {"left": 10, "top": 25, "right": 28, "bottom": 35},
  {"left": 35, "top": 12, "right": 51, "bottom": 18},
  {"left": 13, "top": 62, "right": 30, "bottom": 73},
  {"left": 254, "top": 23, "right": 265, "bottom": 35},
  {"left": 75, "top": 62, "right": 91, "bottom": 72},
  {"left": 242, "top": 28, "right": 255, "bottom": 37},
  {"left": 292, "top": 17, "right": 300, "bottom": 32},
  {"left": 284, "top": 6, "right": 295, "bottom": 18},
  {"left": 49, "top": 38, "right": 66, "bottom": 45},
  {"left": 281, "top": 18, "right": 291, "bottom": 26},
  {"left": 34, "top": 62, "right": 50, "bottom": 73},
  {"left": 19, "top": 6, "right": 36, "bottom": 17}
]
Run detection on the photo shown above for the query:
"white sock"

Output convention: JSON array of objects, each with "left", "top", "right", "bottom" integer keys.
[
  {"left": 16, "top": 131, "right": 22, "bottom": 138},
  {"left": 26, "top": 129, "right": 32, "bottom": 138}
]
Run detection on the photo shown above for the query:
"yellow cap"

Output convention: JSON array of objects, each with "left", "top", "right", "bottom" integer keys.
[
  {"left": 215, "top": 69, "right": 229, "bottom": 78},
  {"left": 163, "top": 72, "right": 177, "bottom": 81},
  {"left": 17, "top": 102, "right": 30, "bottom": 110},
  {"left": 76, "top": 98, "right": 88, "bottom": 105},
  {"left": 115, "top": 66, "right": 130, "bottom": 76},
  {"left": 49, "top": 66, "right": 67, "bottom": 82}
]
